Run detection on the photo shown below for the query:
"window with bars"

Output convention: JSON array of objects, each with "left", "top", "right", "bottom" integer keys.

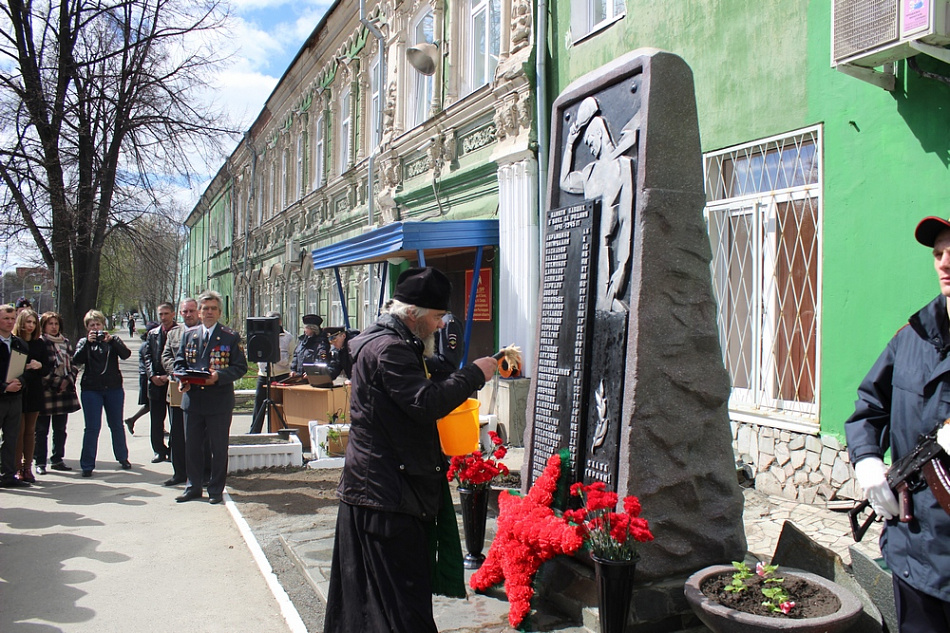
[{"left": 704, "top": 127, "right": 822, "bottom": 426}]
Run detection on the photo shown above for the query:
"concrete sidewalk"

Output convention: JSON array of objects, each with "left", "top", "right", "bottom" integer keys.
[{"left": 0, "top": 332, "right": 301, "bottom": 633}]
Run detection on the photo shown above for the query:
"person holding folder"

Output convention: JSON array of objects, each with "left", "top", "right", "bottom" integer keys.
[{"left": 0, "top": 304, "right": 30, "bottom": 487}]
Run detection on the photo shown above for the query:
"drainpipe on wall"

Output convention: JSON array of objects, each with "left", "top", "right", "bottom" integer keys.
[
  {"left": 361, "top": 0, "right": 386, "bottom": 323},
  {"left": 535, "top": 0, "right": 548, "bottom": 261}
]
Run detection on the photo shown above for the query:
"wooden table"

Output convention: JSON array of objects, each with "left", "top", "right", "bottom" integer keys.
[{"left": 268, "top": 383, "right": 350, "bottom": 448}]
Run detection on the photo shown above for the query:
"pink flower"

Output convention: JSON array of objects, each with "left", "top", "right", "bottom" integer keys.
[
  {"left": 779, "top": 601, "right": 795, "bottom": 614},
  {"left": 756, "top": 562, "right": 767, "bottom": 577}
]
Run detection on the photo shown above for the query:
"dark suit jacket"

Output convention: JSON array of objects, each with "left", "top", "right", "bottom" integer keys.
[
  {"left": 143, "top": 324, "right": 170, "bottom": 400},
  {"left": 0, "top": 335, "right": 30, "bottom": 397},
  {"left": 173, "top": 323, "right": 247, "bottom": 414}
]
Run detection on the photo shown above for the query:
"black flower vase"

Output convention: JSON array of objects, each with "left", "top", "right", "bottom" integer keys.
[
  {"left": 458, "top": 487, "right": 489, "bottom": 569},
  {"left": 592, "top": 554, "right": 637, "bottom": 633}
]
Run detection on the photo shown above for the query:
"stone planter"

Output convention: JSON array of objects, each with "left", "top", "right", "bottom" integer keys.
[
  {"left": 227, "top": 433, "right": 303, "bottom": 472},
  {"left": 684, "top": 564, "right": 863, "bottom": 633}
]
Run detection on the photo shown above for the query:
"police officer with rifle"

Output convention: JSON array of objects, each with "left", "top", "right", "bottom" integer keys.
[{"left": 846, "top": 215, "right": 950, "bottom": 632}]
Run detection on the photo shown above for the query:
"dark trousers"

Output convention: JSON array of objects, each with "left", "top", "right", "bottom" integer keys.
[
  {"left": 894, "top": 575, "right": 950, "bottom": 632},
  {"left": 324, "top": 503, "right": 437, "bottom": 633},
  {"left": 148, "top": 391, "right": 169, "bottom": 456},
  {"left": 168, "top": 405, "right": 186, "bottom": 480},
  {"left": 249, "top": 373, "right": 288, "bottom": 433},
  {"left": 34, "top": 413, "right": 68, "bottom": 466},
  {"left": 0, "top": 395, "right": 22, "bottom": 480},
  {"left": 183, "top": 409, "right": 230, "bottom": 496}
]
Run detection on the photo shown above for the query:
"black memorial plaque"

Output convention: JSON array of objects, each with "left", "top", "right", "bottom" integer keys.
[{"left": 529, "top": 201, "right": 598, "bottom": 485}]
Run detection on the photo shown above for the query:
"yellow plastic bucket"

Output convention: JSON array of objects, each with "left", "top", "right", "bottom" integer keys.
[{"left": 437, "top": 398, "right": 481, "bottom": 456}]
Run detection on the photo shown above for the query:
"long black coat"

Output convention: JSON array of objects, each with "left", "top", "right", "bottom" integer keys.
[
  {"left": 846, "top": 294, "right": 950, "bottom": 602},
  {"left": 21, "top": 337, "right": 52, "bottom": 412},
  {"left": 336, "top": 314, "right": 486, "bottom": 519}
]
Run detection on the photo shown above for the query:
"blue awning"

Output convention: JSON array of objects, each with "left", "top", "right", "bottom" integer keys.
[{"left": 310, "top": 219, "right": 499, "bottom": 270}]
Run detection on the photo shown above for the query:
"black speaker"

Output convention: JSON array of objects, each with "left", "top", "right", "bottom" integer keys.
[{"left": 246, "top": 317, "right": 280, "bottom": 363}]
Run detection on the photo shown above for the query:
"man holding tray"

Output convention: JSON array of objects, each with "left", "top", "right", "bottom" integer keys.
[{"left": 172, "top": 290, "right": 247, "bottom": 504}]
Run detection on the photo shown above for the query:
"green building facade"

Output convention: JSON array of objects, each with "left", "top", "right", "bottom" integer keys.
[{"left": 546, "top": 0, "right": 950, "bottom": 501}]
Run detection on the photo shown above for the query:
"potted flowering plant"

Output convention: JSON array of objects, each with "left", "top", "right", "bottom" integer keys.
[
  {"left": 446, "top": 431, "right": 509, "bottom": 568},
  {"left": 683, "top": 561, "right": 863, "bottom": 633},
  {"left": 563, "top": 481, "right": 655, "bottom": 633}
]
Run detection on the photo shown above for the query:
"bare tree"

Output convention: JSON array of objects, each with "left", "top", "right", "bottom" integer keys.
[
  {"left": 0, "top": 0, "right": 236, "bottom": 338},
  {"left": 98, "top": 213, "right": 183, "bottom": 320}
]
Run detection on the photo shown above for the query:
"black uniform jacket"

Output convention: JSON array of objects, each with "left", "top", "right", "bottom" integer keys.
[
  {"left": 337, "top": 314, "right": 486, "bottom": 519},
  {"left": 173, "top": 324, "right": 248, "bottom": 414}
]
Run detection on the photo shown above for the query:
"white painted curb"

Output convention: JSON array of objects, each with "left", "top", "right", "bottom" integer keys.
[{"left": 224, "top": 490, "right": 310, "bottom": 633}]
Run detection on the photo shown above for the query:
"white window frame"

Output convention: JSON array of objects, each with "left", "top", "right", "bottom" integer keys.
[
  {"left": 703, "top": 126, "right": 823, "bottom": 433},
  {"left": 280, "top": 149, "right": 289, "bottom": 211},
  {"left": 408, "top": 10, "right": 435, "bottom": 129},
  {"left": 369, "top": 55, "right": 381, "bottom": 152},
  {"left": 296, "top": 134, "right": 305, "bottom": 199},
  {"left": 268, "top": 160, "right": 277, "bottom": 219},
  {"left": 570, "top": 0, "right": 626, "bottom": 43},
  {"left": 465, "top": 0, "right": 501, "bottom": 94},
  {"left": 339, "top": 85, "right": 352, "bottom": 175},
  {"left": 313, "top": 112, "right": 325, "bottom": 191}
]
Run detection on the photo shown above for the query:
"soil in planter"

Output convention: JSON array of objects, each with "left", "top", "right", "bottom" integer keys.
[{"left": 701, "top": 572, "right": 841, "bottom": 619}]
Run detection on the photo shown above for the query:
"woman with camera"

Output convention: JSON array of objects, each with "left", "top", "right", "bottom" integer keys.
[
  {"left": 34, "top": 311, "right": 80, "bottom": 474},
  {"left": 72, "top": 310, "right": 132, "bottom": 477}
]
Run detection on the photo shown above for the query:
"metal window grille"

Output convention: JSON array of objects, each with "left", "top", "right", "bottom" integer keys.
[{"left": 704, "top": 127, "right": 822, "bottom": 425}]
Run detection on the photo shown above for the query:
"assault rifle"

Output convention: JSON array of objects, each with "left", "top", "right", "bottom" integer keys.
[{"left": 849, "top": 421, "right": 950, "bottom": 542}]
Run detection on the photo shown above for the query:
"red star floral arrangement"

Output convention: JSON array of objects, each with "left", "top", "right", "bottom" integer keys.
[{"left": 469, "top": 451, "right": 584, "bottom": 628}]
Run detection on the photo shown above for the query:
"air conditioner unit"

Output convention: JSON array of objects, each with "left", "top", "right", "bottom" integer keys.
[{"left": 833, "top": 0, "right": 950, "bottom": 69}]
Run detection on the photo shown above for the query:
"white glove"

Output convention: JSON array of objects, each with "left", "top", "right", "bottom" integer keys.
[{"left": 854, "top": 457, "right": 899, "bottom": 520}]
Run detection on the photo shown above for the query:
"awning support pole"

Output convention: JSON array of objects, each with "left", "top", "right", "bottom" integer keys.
[
  {"left": 334, "top": 266, "right": 350, "bottom": 328},
  {"left": 376, "top": 263, "right": 388, "bottom": 316},
  {"left": 417, "top": 250, "right": 426, "bottom": 267},
  {"left": 461, "top": 245, "right": 483, "bottom": 367}
]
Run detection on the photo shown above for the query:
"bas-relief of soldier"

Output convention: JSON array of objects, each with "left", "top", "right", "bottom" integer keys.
[{"left": 558, "top": 88, "right": 641, "bottom": 313}]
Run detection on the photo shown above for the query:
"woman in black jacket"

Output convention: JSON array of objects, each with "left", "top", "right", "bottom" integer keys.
[
  {"left": 72, "top": 309, "right": 132, "bottom": 477},
  {"left": 12, "top": 309, "right": 51, "bottom": 482}
]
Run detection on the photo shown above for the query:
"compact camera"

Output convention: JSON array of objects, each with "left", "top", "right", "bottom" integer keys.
[{"left": 93, "top": 331, "right": 106, "bottom": 342}]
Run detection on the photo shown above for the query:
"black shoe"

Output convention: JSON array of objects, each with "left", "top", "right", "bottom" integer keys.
[
  {"left": 50, "top": 462, "right": 72, "bottom": 472},
  {"left": 82, "top": 470, "right": 92, "bottom": 478},
  {"left": 163, "top": 477, "right": 187, "bottom": 487},
  {"left": 120, "top": 460, "right": 132, "bottom": 470},
  {"left": 151, "top": 453, "right": 169, "bottom": 463},
  {"left": 209, "top": 495, "right": 223, "bottom": 505},
  {"left": 0, "top": 477, "right": 30, "bottom": 488},
  {"left": 176, "top": 490, "right": 202, "bottom": 503},
  {"left": 35, "top": 464, "right": 47, "bottom": 475},
  {"left": 124, "top": 418, "right": 135, "bottom": 434}
]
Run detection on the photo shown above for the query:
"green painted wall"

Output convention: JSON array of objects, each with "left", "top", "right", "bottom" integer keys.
[
  {"left": 547, "top": 1, "right": 950, "bottom": 441},
  {"left": 805, "top": 5, "right": 950, "bottom": 440}
]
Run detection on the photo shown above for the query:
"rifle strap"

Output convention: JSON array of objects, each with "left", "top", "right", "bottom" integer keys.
[{"left": 922, "top": 455, "right": 950, "bottom": 517}]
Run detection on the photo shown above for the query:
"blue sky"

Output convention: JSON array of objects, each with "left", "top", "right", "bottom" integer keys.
[{"left": 2, "top": 0, "right": 334, "bottom": 269}]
